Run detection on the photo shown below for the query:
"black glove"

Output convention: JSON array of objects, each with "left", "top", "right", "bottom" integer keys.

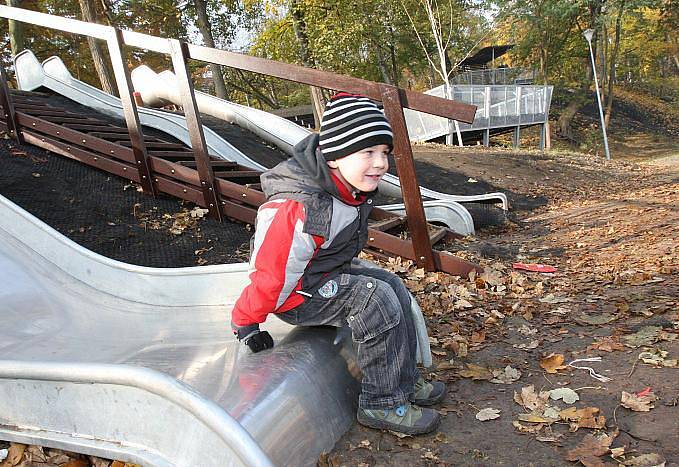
[{"left": 231, "top": 322, "right": 274, "bottom": 353}]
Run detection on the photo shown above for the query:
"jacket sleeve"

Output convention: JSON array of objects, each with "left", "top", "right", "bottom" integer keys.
[{"left": 231, "top": 199, "right": 324, "bottom": 326}]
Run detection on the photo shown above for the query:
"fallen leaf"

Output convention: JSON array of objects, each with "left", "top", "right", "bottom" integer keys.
[
  {"left": 512, "top": 420, "right": 544, "bottom": 433},
  {"left": 621, "top": 390, "right": 658, "bottom": 412},
  {"left": 513, "top": 339, "right": 540, "bottom": 350},
  {"left": 638, "top": 349, "right": 678, "bottom": 368},
  {"left": 588, "top": 336, "right": 625, "bottom": 352},
  {"left": 2, "top": 444, "right": 25, "bottom": 466},
  {"left": 539, "top": 294, "right": 571, "bottom": 304},
  {"left": 517, "top": 413, "right": 556, "bottom": 424},
  {"left": 623, "top": 326, "right": 663, "bottom": 347},
  {"left": 559, "top": 406, "right": 606, "bottom": 431},
  {"left": 476, "top": 408, "right": 501, "bottom": 421},
  {"left": 458, "top": 363, "right": 493, "bottom": 380},
  {"left": 542, "top": 406, "right": 561, "bottom": 420},
  {"left": 540, "top": 353, "right": 567, "bottom": 373},
  {"left": 549, "top": 387, "right": 580, "bottom": 404},
  {"left": 576, "top": 312, "right": 617, "bottom": 325},
  {"left": 559, "top": 407, "right": 601, "bottom": 422},
  {"left": 610, "top": 447, "right": 625, "bottom": 458},
  {"left": 622, "top": 453, "right": 666, "bottom": 466},
  {"left": 514, "top": 385, "right": 550, "bottom": 412},
  {"left": 490, "top": 365, "right": 522, "bottom": 384},
  {"left": 566, "top": 432, "right": 616, "bottom": 463},
  {"left": 63, "top": 460, "right": 90, "bottom": 467}
]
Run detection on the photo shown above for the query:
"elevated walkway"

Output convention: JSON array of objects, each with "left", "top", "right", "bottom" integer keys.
[{"left": 405, "top": 84, "right": 553, "bottom": 148}]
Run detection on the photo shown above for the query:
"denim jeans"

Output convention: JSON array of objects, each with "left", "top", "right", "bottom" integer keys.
[{"left": 277, "top": 259, "right": 419, "bottom": 410}]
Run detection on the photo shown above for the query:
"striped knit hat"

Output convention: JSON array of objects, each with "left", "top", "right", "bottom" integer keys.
[{"left": 319, "top": 93, "right": 393, "bottom": 161}]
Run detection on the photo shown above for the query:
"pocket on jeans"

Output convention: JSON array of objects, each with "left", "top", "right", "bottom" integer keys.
[{"left": 347, "top": 282, "right": 400, "bottom": 343}]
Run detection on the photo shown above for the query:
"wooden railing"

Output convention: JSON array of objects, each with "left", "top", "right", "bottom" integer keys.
[{"left": 0, "top": 5, "right": 476, "bottom": 270}]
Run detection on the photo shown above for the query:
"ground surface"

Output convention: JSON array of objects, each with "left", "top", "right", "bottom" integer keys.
[
  {"left": 1, "top": 88, "right": 677, "bottom": 467},
  {"left": 324, "top": 145, "right": 678, "bottom": 466}
]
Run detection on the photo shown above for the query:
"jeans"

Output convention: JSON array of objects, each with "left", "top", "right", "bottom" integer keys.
[{"left": 277, "top": 259, "right": 419, "bottom": 410}]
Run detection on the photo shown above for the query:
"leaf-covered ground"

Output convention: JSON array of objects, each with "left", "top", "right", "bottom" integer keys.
[{"left": 324, "top": 146, "right": 678, "bottom": 466}]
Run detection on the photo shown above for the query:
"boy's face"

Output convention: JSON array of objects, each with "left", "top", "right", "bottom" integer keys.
[{"left": 327, "top": 144, "right": 390, "bottom": 193}]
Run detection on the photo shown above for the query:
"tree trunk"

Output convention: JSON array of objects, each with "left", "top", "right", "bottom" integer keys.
[
  {"left": 78, "top": 0, "right": 116, "bottom": 95},
  {"left": 193, "top": 0, "right": 228, "bottom": 99},
  {"left": 388, "top": 25, "right": 399, "bottom": 86},
  {"left": 605, "top": 1, "right": 625, "bottom": 127},
  {"left": 7, "top": 0, "right": 26, "bottom": 57},
  {"left": 374, "top": 46, "right": 392, "bottom": 84},
  {"left": 290, "top": 0, "right": 324, "bottom": 129},
  {"left": 558, "top": 0, "right": 602, "bottom": 139}
]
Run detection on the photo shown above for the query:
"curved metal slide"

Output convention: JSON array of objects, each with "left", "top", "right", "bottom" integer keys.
[
  {"left": 130, "top": 66, "right": 509, "bottom": 213},
  {"left": 0, "top": 193, "right": 362, "bottom": 466},
  {"left": 13, "top": 50, "right": 509, "bottom": 235}
]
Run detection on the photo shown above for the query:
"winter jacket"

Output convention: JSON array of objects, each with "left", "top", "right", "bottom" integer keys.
[{"left": 231, "top": 134, "right": 376, "bottom": 326}]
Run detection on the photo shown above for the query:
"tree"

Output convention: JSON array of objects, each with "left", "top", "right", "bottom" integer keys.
[
  {"left": 78, "top": 0, "right": 116, "bottom": 95},
  {"left": 402, "top": 0, "right": 489, "bottom": 144},
  {"left": 192, "top": 0, "right": 229, "bottom": 99},
  {"left": 6, "top": 0, "right": 26, "bottom": 56}
]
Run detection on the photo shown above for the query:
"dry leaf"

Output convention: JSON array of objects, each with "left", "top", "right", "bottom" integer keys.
[
  {"left": 476, "top": 408, "right": 501, "bottom": 421},
  {"left": 566, "top": 432, "right": 616, "bottom": 463},
  {"left": 514, "top": 385, "right": 550, "bottom": 412},
  {"left": 63, "top": 461, "right": 89, "bottom": 467},
  {"left": 549, "top": 387, "right": 580, "bottom": 404},
  {"left": 623, "top": 326, "right": 663, "bottom": 347},
  {"left": 512, "top": 420, "right": 544, "bottom": 433},
  {"left": 622, "top": 453, "right": 666, "bottom": 467},
  {"left": 559, "top": 406, "right": 607, "bottom": 431},
  {"left": 458, "top": 363, "right": 493, "bottom": 380},
  {"left": 638, "top": 349, "right": 678, "bottom": 368},
  {"left": 560, "top": 407, "right": 601, "bottom": 421},
  {"left": 517, "top": 413, "right": 556, "bottom": 424},
  {"left": 490, "top": 365, "right": 522, "bottom": 384},
  {"left": 2, "top": 444, "right": 25, "bottom": 466},
  {"left": 540, "top": 353, "right": 567, "bottom": 373},
  {"left": 621, "top": 391, "right": 658, "bottom": 412}
]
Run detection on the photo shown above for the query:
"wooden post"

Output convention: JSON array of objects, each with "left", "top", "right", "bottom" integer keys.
[
  {"left": 380, "top": 84, "right": 435, "bottom": 271},
  {"left": 0, "top": 65, "right": 23, "bottom": 144},
  {"left": 169, "top": 39, "right": 222, "bottom": 220},
  {"left": 105, "top": 27, "right": 155, "bottom": 195}
]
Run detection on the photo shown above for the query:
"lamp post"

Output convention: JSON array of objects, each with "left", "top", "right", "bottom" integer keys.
[{"left": 583, "top": 28, "right": 611, "bottom": 160}]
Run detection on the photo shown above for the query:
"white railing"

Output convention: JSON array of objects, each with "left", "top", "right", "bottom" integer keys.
[{"left": 405, "top": 84, "right": 553, "bottom": 142}]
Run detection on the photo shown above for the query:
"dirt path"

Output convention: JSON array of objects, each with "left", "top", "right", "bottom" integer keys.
[
  {"left": 1, "top": 137, "right": 676, "bottom": 466},
  {"left": 326, "top": 148, "right": 678, "bottom": 466}
]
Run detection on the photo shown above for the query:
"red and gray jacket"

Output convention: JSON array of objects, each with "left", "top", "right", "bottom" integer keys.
[{"left": 231, "top": 134, "right": 375, "bottom": 326}]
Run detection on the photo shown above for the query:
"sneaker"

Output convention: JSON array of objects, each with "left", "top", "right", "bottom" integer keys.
[
  {"left": 357, "top": 402, "right": 440, "bottom": 435},
  {"left": 410, "top": 377, "right": 446, "bottom": 406}
]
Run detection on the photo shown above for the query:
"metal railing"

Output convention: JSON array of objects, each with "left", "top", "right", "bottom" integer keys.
[
  {"left": 0, "top": 5, "right": 477, "bottom": 271},
  {"left": 405, "top": 84, "right": 553, "bottom": 142},
  {"left": 451, "top": 67, "right": 536, "bottom": 86}
]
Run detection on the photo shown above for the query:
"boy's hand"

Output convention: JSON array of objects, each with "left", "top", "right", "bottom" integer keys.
[{"left": 231, "top": 322, "right": 274, "bottom": 353}]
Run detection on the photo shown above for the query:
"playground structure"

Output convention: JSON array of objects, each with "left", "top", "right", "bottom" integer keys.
[
  {"left": 404, "top": 83, "right": 553, "bottom": 148},
  {"left": 0, "top": 5, "right": 490, "bottom": 466},
  {"left": 12, "top": 50, "right": 510, "bottom": 237}
]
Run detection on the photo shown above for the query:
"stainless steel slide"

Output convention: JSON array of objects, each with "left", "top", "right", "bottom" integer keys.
[
  {"left": 130, "top": 65, "right": 509, "bottom": 214},
  {"left": 0, "top": 193, "right": 361, "bottom": 466}
]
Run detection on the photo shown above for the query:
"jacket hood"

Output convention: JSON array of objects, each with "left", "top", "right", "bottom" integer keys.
[{"left": 260, "top": 133, "right": 342, "bottom": 200}]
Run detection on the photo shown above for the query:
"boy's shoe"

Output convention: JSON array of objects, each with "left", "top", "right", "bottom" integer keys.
[
  {"left": 410, "top": 377, "right": 447, "bottom": 406},
  {"left": 357, "top": 402, "right": 440, "bottom": 435}
]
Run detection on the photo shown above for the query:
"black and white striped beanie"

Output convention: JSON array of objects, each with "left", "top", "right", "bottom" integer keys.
[{"left": 319, "top": 93, "right": 393, "bottom": 161}]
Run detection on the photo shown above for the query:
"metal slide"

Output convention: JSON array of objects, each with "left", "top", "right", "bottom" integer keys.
[
  {"left": 129, "top": 66, "right": 509, "bottom": 214},
  {"left": 0, "top": 193, "right": 362, "bottom": 466},
  {"left": 13, "top": 50, "right": 506, "bottom": 235}
]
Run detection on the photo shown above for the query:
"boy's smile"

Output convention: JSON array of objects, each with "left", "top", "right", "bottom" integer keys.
[{"left": 327, "top": 144, "right": 390, "bottom": 194}]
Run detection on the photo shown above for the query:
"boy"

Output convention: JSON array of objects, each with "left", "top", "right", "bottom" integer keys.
[{"left": 231, "top": 93, "right": 445, "bottom": 435}]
